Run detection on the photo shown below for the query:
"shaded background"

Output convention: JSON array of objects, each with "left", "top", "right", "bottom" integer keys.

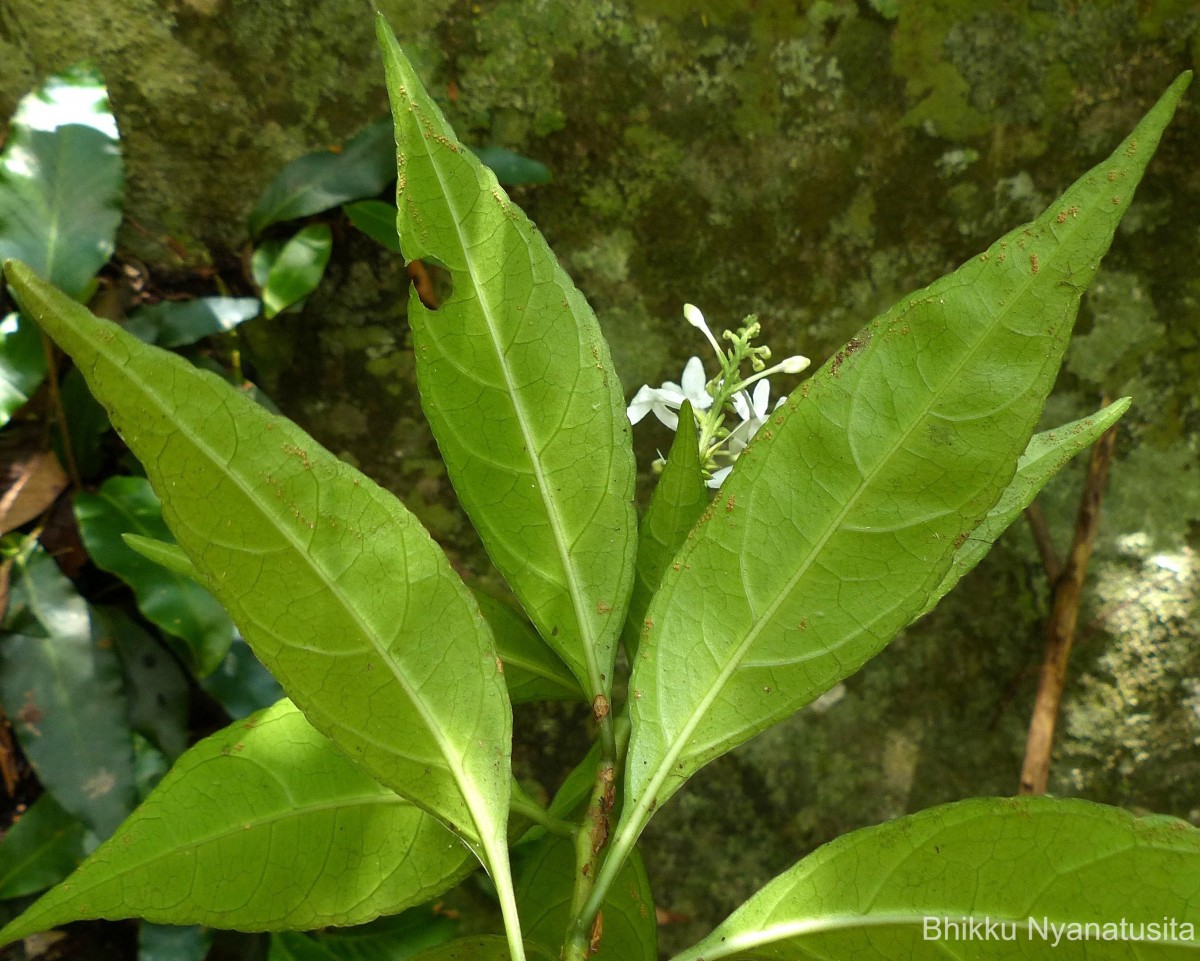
[{"left": 3, "top": 0, "right": 1198, "bottom": 953}]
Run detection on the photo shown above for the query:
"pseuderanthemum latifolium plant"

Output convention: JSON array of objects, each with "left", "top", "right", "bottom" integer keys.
[{"left": 0, "top": 16, "right": 1196, "bottom": 961}]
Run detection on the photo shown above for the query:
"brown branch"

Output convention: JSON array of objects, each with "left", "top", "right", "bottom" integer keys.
[
  {"left": 1023, "top": 500, "right": 1063, "bottom": 584},
  {"left": 1019, "top": 408, "right": 1118, "bottom": 795}
]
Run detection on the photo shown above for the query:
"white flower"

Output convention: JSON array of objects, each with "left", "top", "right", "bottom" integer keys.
[
  {"left": 726, "top": 379, "right": 784, "bottom": 454},
  {"left": 626, "top": 356, "right": 712, "bottom": 430}
]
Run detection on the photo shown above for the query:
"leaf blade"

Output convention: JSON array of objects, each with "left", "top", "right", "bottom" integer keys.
[
  {"left": 915, "top": 397, "right": 1131, "bottom": 620},
  {"left": 4, "top": 259, "right": 514, "bottom": 866},
  {"left": 671, "top": 797, "right": 1200, "bottom": 961},
  {"left": 623, "top": 73, "right": 1190, "bottom": 842},
  {"left": 0, "top": 700, "right": 474, "bottom": 944},
  {"left": 377, "top": 21, "right": 637, "bottom": 701}
]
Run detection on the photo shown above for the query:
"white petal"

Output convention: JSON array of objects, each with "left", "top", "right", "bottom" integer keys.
[
  {"left": 683, "top": 303, "right": 706, "bottom": 328},
  {"left": 680, "top": 356, "right": 712, "bottom": 409},
  {"left": 651, "top": 404, "right": 680, "bottom": 431},
  {"left": 751, "top": 379, "right": 771, "bottom": 417},
  {"left": 627, "top": 385, "right": 658, "bottom": 424},
  {"left": 732, "top": 390, "right": 752, "bottom": 422},
  {"left": 706, "top": 466, "right": 733, "bottom": 489}
]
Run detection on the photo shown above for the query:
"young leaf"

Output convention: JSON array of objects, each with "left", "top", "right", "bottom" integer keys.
[
  {"left": 248, "top": 119, "right": 395, "bottom": 237},
  {"left": 516, "top": 835, "right": 656, "bottom": 961},
  {"left": 475, "top": 590, "right": 583, "bottom": 703},
  {"left": 260, "top": 224, "right": 333, "bottom": 319},
  {"left": 0, "top": 793, "right": 87, "bottom": 900},
  {"left": 76, "top": 476, "right": 236, "bottom": 676},
  {"left": 621, "top": 400, "right": 706, "bottom": 657},
  {"left": 914, "top": 397, "right": 1131, "bottom": 620},
  {"left": 344, "top": 200, "right": 404, "bottom": 253},
  {"left": 619, "top": 74, "right": 1190, "bottom": 859},
  {"left": 124, "top": 297, "right": 261, "bottom": 349},
  {"left": 3, "top": 260, "right": 515, "bottom": 881},
  {"left": 0, "top": 700, "right": 475, "bottom": 945},
  {"left": 0, "top": 542, "right": 136, "bottom": 838},
  {"left": 0, "top": 66, "right": 122, "bottom": 299},
  {"left": 670, "top": 796, "right": 1200, "bottom": 961},
  {"left": 0, "top": 312, "right": 47, "bottom": 428},
  {"left": 377, "top": 20, "right": 637, "bottom": 702}
]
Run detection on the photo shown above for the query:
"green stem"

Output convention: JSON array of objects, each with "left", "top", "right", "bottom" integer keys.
[
  {"left": 510, "top": 791, "right": 575, "bottom": 837},
  {"left": 487, "top": 839, "right": 528, "bottom": 961}
]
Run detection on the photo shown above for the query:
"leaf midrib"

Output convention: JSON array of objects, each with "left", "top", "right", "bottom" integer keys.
[{"left": 404, "top": 92, "right": 605, "bottom": 700}]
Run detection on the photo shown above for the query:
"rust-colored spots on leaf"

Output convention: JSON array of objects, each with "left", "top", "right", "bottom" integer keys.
[
  {"left": 829, "top": 333, "right": 868, "bottom": 377},
  {"left": 643, "top": 617, "right": 653, "bottom": 634},
  {"left": 592, "top": 694, "right": 610, "bottom": 722},
  {"left": 1056, "top": 210, "right": 1068, "bottom": 225},
  {"left": 1112, "top": 196, "right": 1121, "bottom": 205},
  {"left": 1125, "top": 137, "right": 1138, "bottom": 157},
  {"left": 797, "top": 617, "right": 808, "bottom": 631},
  {"left": 725, "top": 495, "right": 736, "bottom": 513},
  {"left": 954, "top": 531, "right": 969, "bottom": 549},
  {"left": 1030, "top": 253, "right": 1040, "bottom": 275},
  {"left": 596, "top": 600, "right": 612, "bottom": 615}
]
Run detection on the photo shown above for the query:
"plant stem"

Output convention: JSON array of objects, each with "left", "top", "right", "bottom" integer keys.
[
  {"left": 39, "top": 333, "right": 81, "bottom": 489},
  {"left": 1018, "top": 406, "right": 1117, "bottom": 795},
  {"left": 510, "top": 791, "right": 575, "bottom": 837}
]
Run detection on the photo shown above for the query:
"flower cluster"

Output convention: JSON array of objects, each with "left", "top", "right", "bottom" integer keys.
[{"left": 627, "top": 304, "right": 810, "bottom": 488}]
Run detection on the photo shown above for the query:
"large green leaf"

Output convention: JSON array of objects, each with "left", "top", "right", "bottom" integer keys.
[
  {"left": 76, "top": 476, "right": 235, "bottom": 676},
  {"left": 0, "top": 793, "right": 87, "bottom": 900},
  {"left": 248, "top": 119, "right": 395, "bottom": 237},
  {"left": 344, "top": 200, "right": 404, "bottom": 254},
  {"left": 671, "top": 796, "right": 1200, "bottom": 960},
  {"left": 378, "top": 20, "right": 637, "bottom": 702},
  {"left": 621, "top": 401, "right": 706, "bottom": 657},
  {"left": 0, "top": 66, "right": 122, "bottom": 299},
  {"left": 0, "top": 542, "right": 136, "bottom": 838},
  {"left": 915, "top": 397, "right": 1131, "bottom": 621},
  {"left": 122, "top": 534, "right": 581, "bottom": 705},
  {"left": 3, "top": 261, "right": 515, "bottom": 876},
  {"left": 0, "top": 312, "right": 47, "bottom": 428},
  {"left": 516, "top": 835, "right": 656, "bottom": 961},
  {"left": 0, "top": 700, "right": 475, "bottom": 944},
  {"left": 618, "top": 75, "right": 1189, "bottom": 857}
]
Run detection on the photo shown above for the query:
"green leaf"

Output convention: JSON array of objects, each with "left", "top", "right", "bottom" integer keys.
[
  {"left": 139, "top": 924, "right": 212, "bottom": 961},
  {"left": 121, "top": 535, "right": 580, "bottom": 705},
  {"left": 96, "top": 606, "right": 190, "bottom": 759},
  {"left": 270, "top": 908, "right": 458, "bottom": 961},
  {"left": 671, "top": 796, "right": 1200, "bottom": 961},
  {"left": 0, "top": 312, "right": 47, "bottom": 428},
  {"left": 0, "top": 700, "right": 475, "bottom": 944},
  {"left": 621, "top": 400, "right": 706, "bottom": 657},
  {"left": 475, "top": 591, "right": 583, "bottom": 703},
  {"left": 125, "top": 297, "right": 261, "bottom": 349},
  {"left": 0, "top": 66, "right": 122, "bottom": 299},
  {"left": 0, "top": 541, "right": 136, "bottom": 837},
  {"left": 378, "top": 21, "right": 637, "bottom": 702},
  {"left": 468, "top": 148, "right": 551, "bottom": 187},
  {"left": 75, "top": 476, "right": 236, "bottom": 676},
  {"left": 259, "top": 225, "right": 333, "bottom": 319},
  {"left": 248, "top": 119, "right": 395, "bottom": 237},
  {"left": 516, "top": 836, "right": 655, "bottom": 961},
  {"left": 620, "top": 74, "right": 1190, "bottom": 850},
  {"left": 344, "top": 200, "right": 403, "bottom": 253},
  {"left": 915, "top": 397, "right": 1131, "bottom": 621},
  {"left": 0, "top": 794, "right": 87, "bottom": 900},
  {"left": 4, "top": 258, "right": 515, "bottom": 878},
  {"left": 407, "top": 937, "right": 555, "bottom": 961}
]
